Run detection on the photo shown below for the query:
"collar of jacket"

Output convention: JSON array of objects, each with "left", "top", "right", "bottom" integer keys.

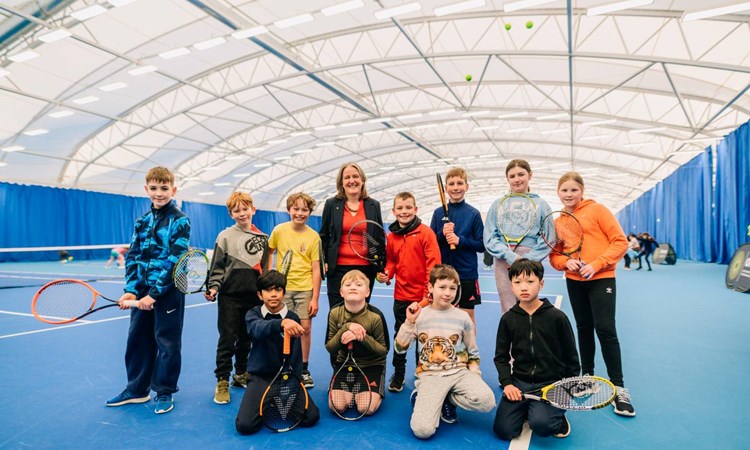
[{"left": 389, "top": 216, "right": 421, "bottom": 235}]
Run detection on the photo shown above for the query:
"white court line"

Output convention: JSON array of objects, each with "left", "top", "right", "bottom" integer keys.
[
  {"left": 0, "top": 302, "right": 214, "bottom": 340},
  {"left": 0, "top": 309, "right": 92, "bottom": 323}
]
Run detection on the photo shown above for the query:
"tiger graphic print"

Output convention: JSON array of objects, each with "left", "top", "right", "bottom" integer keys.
[{"left": 416, "top": 333, "right": 469, "bottom": 374}]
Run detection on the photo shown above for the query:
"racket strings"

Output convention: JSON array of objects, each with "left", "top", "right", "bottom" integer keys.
[
  {"left": 496, "top": 197, "right": 536, "bottom": 239},
  {"left": 174, "top": 253, "right": 208, "bottom": 292},
  {"left": 330, "top": 365, "right": 369, "bottom": 419},
  {"left": 33, "top": 281, "right": 95, "bottom": 320},
  {"left": 280, "top": 251, "right": 293, "bottom": 275},
  {"left": 546, "top": 378, "right": 614, "bottom": 410},
  {"left": 262, "top": 375, "right": 306, "bottom": 429}
]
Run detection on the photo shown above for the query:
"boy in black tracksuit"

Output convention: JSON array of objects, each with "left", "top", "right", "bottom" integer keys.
[
  {"left": 493, "top": 259, "right": 580, "bottom": 440},
  {"left": 235, "top": 271, "right": 320, "bottom": 435}
]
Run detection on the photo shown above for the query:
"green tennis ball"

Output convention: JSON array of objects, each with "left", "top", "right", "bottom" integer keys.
[
  {"left": 465, "top": 74, "right": 473, "bottom": 82},
  {"left": 526, "top": 20, "right": 534, "bottom": 29},
  {"left": 504, "top": 23, "right": 512, "bottom": 31}
]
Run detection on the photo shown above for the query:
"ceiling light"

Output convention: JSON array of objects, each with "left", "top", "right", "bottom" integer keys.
[
  {"left": 294, "top": 148, "right": 313, "bottom": 153},
  {"left": 506, "top": 127, "right": 533, "bottom": 133},
  {"left": 0, "top": 162, "right": 6, "bottom": 167},
  {"left": 414, "top": 123, "right": 438, "bottom": 130},
  {"left": 108, "top": 0, "right": 138, "bottom": 6},
  {"left": 224, "top": 154, "right": 244, "bottom": 160},
  {"left": 2, "top": 145, "right": 25, "bottom": 152},
  {"left": 49, "top": 110, "right": 75, "bottom": 118},
  {"left": 503, "top": 0, "right": 557, "bottom": 13},
  {"left": 273, "top": 155, "right": 292, "bottom": 160},
  {"left": 463, "top": 110, "right": 490, "bottom": 117},
  {"left": 497, "top": 111, "right": 528, "bottom": 119},
  {"left": 338, "top": 133, "right": 359, "bottom": 139},
  {"left": 268, "top": 139, "right": 288, "bottom": 145},
  {"left": 23, "top": 129, "right": 49, "bottom": 136},
  {"left": 202, "top": 166, "right": 221, "bottom": 171},
  {"left": 214, "top": 182, "right": 231, "bottom": 187},
  {"left": 340, "top": 121, "right": 363, "bottom": 127},
  {"left": 0, "top": 69, "right": 10, "bottom": 78},
  {"left": 198, "top": 192, "right": 215, "bottom": 196},
  {"left": 232, "top": 26, "right": 268, "bottom": 39},
  {"left": 537, "top": 112, "right": 569, "bottom": 120},
  {"left": 321, "top": 0, "right": 365, "bottom": 16},
  {"left": 429, "top": 108, "right": 455, "bottom": 116},
  {"left": 579, "top": 134, "right": 611, "bottom": 141},
  {"left": 396, "top": 113, "right": 423, "bottom": 120},
  {"left": 71, "top": 5, "right": 107, "bottom": 21},
  {"left": 72, "top": 96, "right": 99, "bottom": 104},
  {"left": 581, "top": 119, "right": 617, "bottom": 127},
  {"left": 290, "top": 131, "right": 311, "bottom": 136},
  {"left": 255, "top": 163, "right": 272, "bottom": 167},
  {"left": 159, "top": 47, "right": 190, "bottom": 59},
  {"left": 368, "top": 117, "right": 393, "bottom": 123},
  {"left": 193, "top": 37, "right": 226, "bottom": 50},
  {"left": 99, "top": 82, "right": 127, "bottom": 92},
  {"left": 128, "top": 65, "right": 157, "bottom": 76},
  {"left": 315, "top": 125, "right": 336, "bottom": 131},
  {"left": 683, "top": 1, "right": 750, "bottom": 21},
  {"left": 363, "top": 130, "right": 384, "bottom": 135},
  {"left": 434, "top": 0, "right": 486, "bottom": 16},
  {"left": 316, "top": 142, "right": 336, "bottom": 147},
  {"left": 8, "top": 50, "right": 39, "bottom": 63},
  {"left": 274, "top": 14, "right": 314, "bottom": 29},
  {"left": 182, "top": 176, "right": 201, "bottom": 181},
  {"left": 587, "top": 0, "right": 653, "bottom": 16},
  {"left": 233, "top": 173, "right": 250, "bottom": 177},
  {"left": 630, "top": 126, "right": 665, "bottom": 133},
  {"left": 374, "top": 2, "right": 422, "bottom": 20},
  {"left": 444, "top": 119, "right": 468, "bottom": 126},
  {"left": 541, "top": 128, "right": 569, "bottom": 134},
  {"left": 38, "top": 29, "right": 72, "bottom": 43}
]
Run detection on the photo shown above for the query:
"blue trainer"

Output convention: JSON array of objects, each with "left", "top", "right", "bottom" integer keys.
[
  {"left": 154, "top": 394, "right": 174, "bottom": 414},
  {"left": 106, "top": 390, "right": 150, "bottom": 407},
  {"left": 440, "top": 398, "right": 458, "bottom": 424}
]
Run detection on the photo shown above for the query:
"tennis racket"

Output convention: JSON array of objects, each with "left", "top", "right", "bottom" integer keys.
[
  {"left": 317, "top": 239, "right": 326, "bottom": 281},
  {"left": 31, "top": 279, "right": 138, "bottom": 325},
  {"left": 494, "top": 193, "right": 537, "bottom": 252},
  {"left": 436, "top": 173, "right": 456, "bottom": 251},
  {"left": 347, "top": 219, "right": 389, "bottom": 284},
  {"left": 329, "top": 342, "right": 373, "bottom": 420},
  {"left": 260, "top": 330, "right": 309, "bottom": 432},
  {"left": 513, "top": 375, "right": 616, "bottom": 411},
  {"left": 279, "top": 249, "right": 293, "bottom": 276},
  {"left": 540, "top": 210, "right": 585, "bottom": 260},
  {"left": 173, "top": 249, "right": 209, "bottom": 294}
]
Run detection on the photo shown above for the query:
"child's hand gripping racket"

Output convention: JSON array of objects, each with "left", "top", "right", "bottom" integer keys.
[
  {"left": 540, "top": 210, "right": 588, "bottom": 277},
  {"left": 328, "top": 342, "right": 373, "bottom": 420},
  {"left": 347, "top": 219, "right": 390, "bottom": 285},
  {"left": 436, "top": 173, "right": 456, "bottom": 250},
  {"left": 31, "top": 279, "right": 139, "bottom": 324},
  {"left": 260, "top": 330, "right": 309, "bottom": 432},
  {"left": 495, "top": 193, "right": 537, "bottom": 252},
  {"left": 506, "top": 375, "right": 616, "bottom": 411},
  {"left": 173, "top": 249, "right": 210, "bottom": 294}
]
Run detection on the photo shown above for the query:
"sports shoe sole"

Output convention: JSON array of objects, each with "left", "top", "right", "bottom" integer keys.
[
  {"left": 613, "top": 407, "right": 636, "bottom": 417},
  {"left": 106, "top": 395, "right": 150, "bottom": 407},
  {"left": 155, "top": 403, "right": 174, "bottom": 414},
  {"left": 213, "top": 396, "right": 230, "bottom": 405}
]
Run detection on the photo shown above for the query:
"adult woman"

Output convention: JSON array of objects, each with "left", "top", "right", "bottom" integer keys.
[
  {"left": 320, "top": 163, "right": 384, "bottom": 308},
  {"left": 484, "top": 159, "right": 552, "bottom": 315},
  {"left": 548, "top": 171, "right": 635, "bottom": 417}
]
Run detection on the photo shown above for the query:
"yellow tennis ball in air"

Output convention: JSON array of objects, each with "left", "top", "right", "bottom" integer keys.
[
  {"left": 465, "top": 74, "right": 473, "bottom": 82},
  {"left": 504, "top": 23, "right": 512, "bottom": 31},
  {"left": 526, "top": 20, "right": 534, "bottom": 29}
]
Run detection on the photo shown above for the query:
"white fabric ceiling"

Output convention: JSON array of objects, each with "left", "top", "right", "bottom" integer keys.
[{"left": 1, "top": 0, "right": 749, "bottom": 221}]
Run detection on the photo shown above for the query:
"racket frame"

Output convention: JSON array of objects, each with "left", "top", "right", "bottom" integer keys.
[
  {"left": 436, "top": 173, "right": 456, "bottom": 251},
  {"left": 173, "top": 249, "right": 210, "bottom": 294},
  {"left": 328, "top": 342, "right": 373, "bottom": 420},
  {"left": 279, "top": 249, "right": 294, "bottom": 276},
  {"left": 521, "top": 375, "right": 616, "bottom": 411},
  {"left": 260, "top": 330, "right": 309, "bottom": 432},
  {"left": 31, "top": 279, "right": 138, "bottom": 324},
  {"left": 495, "top": 193, "right": 537, "bottom": 252},
  {"left": 317, "top": 239, "right": 326, "bottom": 281},
  {"left": 347, "top": 219, "right": 387, "bottom": 272},
  {"left": 540, "top": 210, "right": 584, "bottom": 259}
]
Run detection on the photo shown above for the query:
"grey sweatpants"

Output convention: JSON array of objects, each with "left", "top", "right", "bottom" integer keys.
[{"left": 411, "top": 369, "right": 496, "bottom": 439}]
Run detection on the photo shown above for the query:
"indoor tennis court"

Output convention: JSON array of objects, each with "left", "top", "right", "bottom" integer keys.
[{"left": 2, "top": 1, "right": 750, "bottom": 449}]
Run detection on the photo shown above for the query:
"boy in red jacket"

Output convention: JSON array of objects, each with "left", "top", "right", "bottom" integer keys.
[{"left": 376, "top": 192, "right": 441, "bottom": 393}]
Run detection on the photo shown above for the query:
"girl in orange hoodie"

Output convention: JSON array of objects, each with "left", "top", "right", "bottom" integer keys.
[{"left": 548, "top": 171, "right": 636, "bottom": 418}]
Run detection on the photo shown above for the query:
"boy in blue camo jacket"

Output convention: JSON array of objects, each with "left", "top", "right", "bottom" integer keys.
[{"left": 106, "top": 166, "right": 191, "bottom": 415}]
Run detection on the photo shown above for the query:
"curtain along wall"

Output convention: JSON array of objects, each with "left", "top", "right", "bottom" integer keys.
[
  {"left": 0, "top": 183, "right": 321, "bottom": 263},
  {"left": 616, "top": 120, "right": 750, "bottom": 264}
]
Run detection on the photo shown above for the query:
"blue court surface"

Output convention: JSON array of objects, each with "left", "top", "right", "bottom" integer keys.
[{"left": 1, "top": 259, "right": 749, "bottom": 449}]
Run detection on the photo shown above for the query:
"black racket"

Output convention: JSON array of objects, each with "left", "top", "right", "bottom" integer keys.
[
  {"left": 512, "top": 375, "right": 616, "bottom": 411},
  {"left": 436, "top": 173, "right": 456, "bottom": 250},
  {"left": 279, "top": 249, "right": 293, "bottom": 276},
  {"left": 347, "top": 219, "right": 389, "bottom": 284},
  {"left": 173, "top": 249, "right": 209, "bottom": 294},
  {"left": 329, "top": 342, "right": 373, "bottom": 420},
  {"left": 31, "top": 279, "right": 138, "bottom": 325},
  {"left": 318, "top": 239, "right": 326, "bottom": 281},
  {"left": 494, "top": 193, "right": 537, "bottom": 251},
  {"left": 260, "top": 331, "right": 309, "bottom": 432}
]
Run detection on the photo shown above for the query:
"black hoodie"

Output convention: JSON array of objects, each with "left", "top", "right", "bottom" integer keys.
[{"left": 494, "top": 299, "right": 580, "bottom": 387}]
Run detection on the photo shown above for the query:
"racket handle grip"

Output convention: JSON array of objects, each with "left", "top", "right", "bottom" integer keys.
[
  {"left": 449, "top": 243, "right": 456, "bottom": 250},
  {"left": 122, "top": 300, "right": 139, "bottom": 308}
]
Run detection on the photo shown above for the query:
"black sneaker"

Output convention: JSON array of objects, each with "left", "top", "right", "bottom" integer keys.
[
  {"left": 388, "top": 373, "right": 405, "bottom": 392},
  {"left": 440, "top": 398, "right": 458, "bottom": 424},
  {"left": 301, "top": 370, "right": 315, "bottom": 389},
  {"left": 613, "top": 387, "right": 636, "bottom": 417},
  {"left": 554, "top": 416, "right": 571, "bottom": 438},
  {"left": 231, "top": 372, "right": 247, "bottom": 389}
]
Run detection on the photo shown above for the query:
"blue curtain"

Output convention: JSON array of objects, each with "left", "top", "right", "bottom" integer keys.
[
  {"left": 714, "top": 123, "right": 750, "bottom": 263},
  {"left": 0, "top": 182, "right": 324, "bottom": 262}
]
